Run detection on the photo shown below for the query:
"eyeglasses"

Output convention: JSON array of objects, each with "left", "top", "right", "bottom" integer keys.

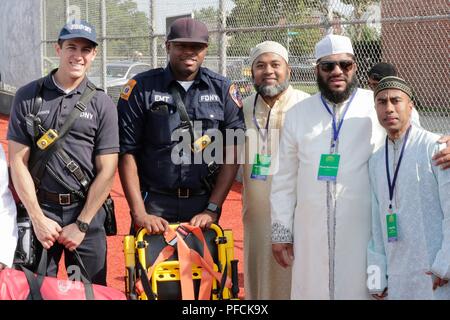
[{"left": 318, "top": 60, "right": 355, "bottom": 72}]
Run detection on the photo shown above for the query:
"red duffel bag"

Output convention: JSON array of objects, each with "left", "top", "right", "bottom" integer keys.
[{"left": 0, "top": 250, "right": 126, "bottom": 300}]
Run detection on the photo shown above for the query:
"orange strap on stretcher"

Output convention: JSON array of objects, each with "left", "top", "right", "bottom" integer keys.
[{"left": 136, "top": 223, "right": 231, "bottom": 300}]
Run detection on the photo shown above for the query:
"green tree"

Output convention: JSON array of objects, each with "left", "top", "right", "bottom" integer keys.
[
  {"left": 340, "top": 1, "right": 381, "bottom": 85},
  {"left": 342, "top": 0, "right": 380, "bottom": 41},
  {"left": 302, "top": 0, "right": 380, "bottom": 41},
  {"left": 193, "top": 6, "right": 221, "bottom": 55},
  {"left": 105, "top": 0, "right": 150, "bottom": 58},
  {"left": 226, "top": 0, "right": 322, "bottom": 57},
  {"left": 44, "top": 0, "right": 150, "bottom": 58}
]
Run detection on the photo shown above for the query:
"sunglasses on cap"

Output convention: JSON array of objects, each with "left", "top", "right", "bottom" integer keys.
[
  {"left": 318, "top": 60, "right": 355, "bottom": 72},
  {"left": 369, "top": 72, "right": 383, "bottom": 82}
]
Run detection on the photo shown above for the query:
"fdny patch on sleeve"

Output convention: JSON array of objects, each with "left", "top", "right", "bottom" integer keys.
[
  {"left": 229, "top": 83, "right": 243, "bottom": 108},
  {"left": 120, "top": 79, "right": 137, "bottom": 101}
]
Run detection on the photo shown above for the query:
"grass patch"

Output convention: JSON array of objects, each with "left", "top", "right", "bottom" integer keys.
[{"left": 292, "top": 82, "right": 318, "bottom": 95}]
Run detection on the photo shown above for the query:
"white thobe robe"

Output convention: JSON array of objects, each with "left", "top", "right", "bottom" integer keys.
[
  {"left": 242, "top": 86, "right": 310, "bottom": 300},
  {"left": 271, "top": 88, "right": 385, "bottom": 299},
  {"left": 0, "top": 144, "right": 18, "bottom": 267},
  {"left": 368, "top": 126, "right": 450, "bottom": 300}
]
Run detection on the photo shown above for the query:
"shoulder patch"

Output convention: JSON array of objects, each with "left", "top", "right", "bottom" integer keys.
[
  {"left": 120, "top": 79, "right": 137, "bottom": 101},
  {"left": 229, "top": 83, "right": 243, "bottom": 108}
]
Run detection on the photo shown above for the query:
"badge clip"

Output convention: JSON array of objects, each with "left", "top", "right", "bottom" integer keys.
[
  {"left": 192, "top": 135, "right": 211, "bottom": 153},
  {"left": 36, "top": 129, "right": 58, "bottom": 150}
]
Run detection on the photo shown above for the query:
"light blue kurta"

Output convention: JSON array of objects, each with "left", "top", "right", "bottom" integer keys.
[{"left": 368, "top": 125, "right": 450, "bottom": 300}]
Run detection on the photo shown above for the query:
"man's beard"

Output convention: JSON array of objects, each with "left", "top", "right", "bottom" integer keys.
[
  {"left": 254, "top": 79, "right": 290, "bottom": 98},
  {"left": 317, "top": 73, "right": 358, "bottom": 104}
]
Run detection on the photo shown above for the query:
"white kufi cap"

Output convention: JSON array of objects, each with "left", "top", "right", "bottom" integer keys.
[
  {"left": 249, "top": 41, "right": 289, "bottom": 67},
  {"left": 315, "top": 34, "right": 354, "bottom": 60}
]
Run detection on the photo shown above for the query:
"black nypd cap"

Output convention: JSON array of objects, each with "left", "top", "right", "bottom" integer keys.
[
  {"left": 58, "top": 20, "right": 98, "bottom": 46},
  {"left": 368, "top": 62, "right": 397, "bottom": 81},
  {"left": 167, "top": 18, "right": 208, "bottom": 44}
]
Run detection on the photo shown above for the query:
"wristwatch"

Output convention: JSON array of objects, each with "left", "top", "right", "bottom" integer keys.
[
  {"left": 205, "top": 202, "right": 222, "bottom": 216},
  {"left": 76, "top": 219, "right": 89, "bottom": 233}
]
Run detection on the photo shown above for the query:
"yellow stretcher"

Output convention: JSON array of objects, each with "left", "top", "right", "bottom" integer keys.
[{"left": 123, "top": 223, "right": 240, "bottom": 300}]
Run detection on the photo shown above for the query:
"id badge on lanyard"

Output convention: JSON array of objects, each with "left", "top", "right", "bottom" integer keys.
[
  {"left": 251, "top": 153, "right": 271, "bottom": 181},
  {"left": 317, "top": 153, "right": 340, "bottom": 181},
  {"left": 316, "top": 92, "right": 355, "bottom": 182},
  {"left": 250, "top": 94, "right": 272, "bottom": 181},
  {"left": 386, "top": 213, "right": 398, "bottom": 242},
  {"left": 384, "top": 126, "right": 411, "bottom": 243}
]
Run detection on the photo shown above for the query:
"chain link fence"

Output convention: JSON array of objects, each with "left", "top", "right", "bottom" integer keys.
[{"left": 42, "top": 0, "right": 449, "bottom": 134}]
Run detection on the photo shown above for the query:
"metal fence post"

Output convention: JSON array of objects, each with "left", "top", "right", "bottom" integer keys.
[
  {"left": 40, "top": 0, "right": 46, "bottom": 77},
  {"left": 85, "top": 0, "right": 89, "bottom": 22},
  {"left": 218, "top": 0, "right": 226, "bottom": 76},
  {"left": 326, "top": 0, "right": 333, "bottom": 35},
  {"left": 64, "top": 0, "right": 69, "bottom": 22},
  {"left": 150, "top": 0, "right": 157, "bottom": 69},
  {"left": 100, "top": 0, "right": 107, "bottom": 92}
]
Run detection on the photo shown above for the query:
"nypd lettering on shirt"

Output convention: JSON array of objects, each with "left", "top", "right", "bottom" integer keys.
[
  {"left": 199, "top": 94, "right": 221, "bottom": 103},
  {"left": 151, "top": 91, "right": 173, "bottom": 104},
  {"left": 36, "top": 109, "right": 93, "bottom": 120},
  {"left": 80, "top": 111, "right": 94, "bottom": 120}
]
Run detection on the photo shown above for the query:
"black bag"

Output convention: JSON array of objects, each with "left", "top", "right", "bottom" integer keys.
[
  {"left": 13, "top": 203, "right": 41, "bottom": 268},
  {"left": 102, "top": 195, "right": 117, "bottom": 236}
]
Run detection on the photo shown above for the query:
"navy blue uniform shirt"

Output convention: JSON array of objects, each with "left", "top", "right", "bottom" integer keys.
[
  {"left": 117, "top": 65, "right": 245, "bottom": 191},
  {"left": 7, "top": 70, "right": 120, "bottom": 193}
]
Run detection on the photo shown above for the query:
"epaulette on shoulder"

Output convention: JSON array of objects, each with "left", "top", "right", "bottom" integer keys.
[
  {"left": 201, "top": 67, "right": 228, "bottom": 82},
  {"left": 87, "top": 80, "right": 104, "bottom": 92}
]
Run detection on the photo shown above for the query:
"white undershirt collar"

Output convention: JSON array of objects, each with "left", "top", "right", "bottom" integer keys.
[
  {"left": 177, "top": 80, "right": 194, "bottom": 92},
  {"left": 51, "top": 74, "right": 72, "bottom": 94}
]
